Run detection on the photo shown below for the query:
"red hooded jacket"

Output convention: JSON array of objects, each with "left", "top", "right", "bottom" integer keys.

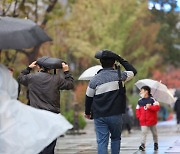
[{"left": 136, "top": 97, "right": 160, "bottom": 126}]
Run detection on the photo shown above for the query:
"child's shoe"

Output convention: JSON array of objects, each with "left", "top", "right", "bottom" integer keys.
[
  {"left": 139, "top": 144, "right": 145, "bottom": 151},
  {"left": 154, "top": 143, "right": 158, "bottom": 151}
]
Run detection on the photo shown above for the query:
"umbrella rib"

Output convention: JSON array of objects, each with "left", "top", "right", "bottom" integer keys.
[{"left": 152, "top": 82, "right": 158, "bottom": 97}]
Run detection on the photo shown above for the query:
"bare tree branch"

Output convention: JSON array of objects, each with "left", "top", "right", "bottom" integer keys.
[
  {"left": 12, "top": 51, "right": 18, "bottom": 64},
  {"left": 41, "top": 0, "right": 57, "bottom": 28},
  {"left": 16, "top": 49, "right": 28, "bottom": 56},
  {"left": 18, "top": 0, "right": 27, "bottom": 17},
  {"left": 34, "top": 0, "right": 38, "bottom": 23},
  {"left": 5, "top": 51, "right": 11, "bottom": 62},
  {"left": 20, "top": 0, "right": 26, "bottom": 6},
  {"left": 12, "top": 0, "right": 18, "bottom": 17},
  {"left": 2, "top": 0, "right": 6, "bottom": 16}
]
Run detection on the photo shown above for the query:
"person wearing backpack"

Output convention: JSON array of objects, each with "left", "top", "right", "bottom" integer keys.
[{"left": 84, "top": 50, "right": 137, "bottom": 154}]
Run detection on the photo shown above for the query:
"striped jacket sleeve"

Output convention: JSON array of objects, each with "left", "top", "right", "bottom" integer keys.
[{"left": 85, "top": 85, "right": 95, "bottom": 115}]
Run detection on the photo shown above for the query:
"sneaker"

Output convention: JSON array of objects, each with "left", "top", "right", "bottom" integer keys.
[
  {"left": 139, "top": 144, "right": 145, "bottom": 151},
  {"left": 154, "top": 143, "right": 158, "bottom": 151}
]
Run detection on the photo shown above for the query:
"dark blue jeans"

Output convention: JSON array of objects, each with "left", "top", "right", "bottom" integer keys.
[{"left": 94, "top": 114, "right": 123, "bottom": 154}]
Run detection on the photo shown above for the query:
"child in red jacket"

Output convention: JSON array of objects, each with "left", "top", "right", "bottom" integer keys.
[{"left": 136, "top": 86, "right": 160, "bottom": 151}]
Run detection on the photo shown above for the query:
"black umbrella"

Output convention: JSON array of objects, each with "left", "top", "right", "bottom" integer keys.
[{"left": 0, "top": 16, "right": 52, "bottom": 49}]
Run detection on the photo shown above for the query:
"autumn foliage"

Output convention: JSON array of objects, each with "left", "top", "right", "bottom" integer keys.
[
  {"left": 74, "top": 82, "right": 88, "bottom": 109},
  {"left": 153, "top": 69, "right": 180, "bottom": 88}
]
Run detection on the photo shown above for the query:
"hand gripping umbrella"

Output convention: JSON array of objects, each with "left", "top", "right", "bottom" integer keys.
[
  {"left": 0, "top": 16, "right": 52, "bottom": 49},
  {"left": 135, "top": 79, "right": 175, "bottom": 104}
]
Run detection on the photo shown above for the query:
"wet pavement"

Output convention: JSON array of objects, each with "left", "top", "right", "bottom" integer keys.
[{"left": 55, "top": 117, "right": 180, "bottom": 154}]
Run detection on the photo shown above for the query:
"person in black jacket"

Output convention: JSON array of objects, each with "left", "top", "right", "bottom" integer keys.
[
  {"left": 85, "top": 50, "right": 137, "bottom": 154},
  {"left": 174, "top": 98, "right": 180, "bottom": 132},
  {"left": 18, "top": 58, "right": 74, "bottom": 154}
]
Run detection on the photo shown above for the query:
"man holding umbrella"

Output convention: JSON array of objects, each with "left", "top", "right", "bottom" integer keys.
[
  {"left": 18, "top": 56, "right": 74, "bottom": 154},
  {"left": 84, "top": 50, "right": 137, "bottom": 154}
]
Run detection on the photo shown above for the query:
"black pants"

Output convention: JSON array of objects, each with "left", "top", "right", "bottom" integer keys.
[{"left": 39, "top": 139, "right": 57, "bottom": 154}]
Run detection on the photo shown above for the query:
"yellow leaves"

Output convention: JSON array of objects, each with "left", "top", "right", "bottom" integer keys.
[
  {"left": 7, "top": 0, "right": 13, "bottom": 3},
  {"left": 1, "top": 0, "right": 15, "bottom": 4}
]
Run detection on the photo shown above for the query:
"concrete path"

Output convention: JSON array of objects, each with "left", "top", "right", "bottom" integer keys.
[{"left": 55, "top": 117, "right": 180, "bottom": 154}]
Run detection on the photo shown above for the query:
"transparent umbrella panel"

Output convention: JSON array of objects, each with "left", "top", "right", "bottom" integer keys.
[{"left": 135, "top": 79, "right": 175, "bottom": 104}]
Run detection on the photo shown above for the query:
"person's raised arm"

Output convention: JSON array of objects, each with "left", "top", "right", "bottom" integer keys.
[
  {"left": 118, "top": 56, "right": 137, "bottom": 76},
  {"left": 18, "top": 61, "right": 36, "bottom": 86},
  {"left": 58, "top": 63, "right": 74, "bottom": 90},
  {"left": 118, "top": 57, "right": 137, "bottom": 82}
]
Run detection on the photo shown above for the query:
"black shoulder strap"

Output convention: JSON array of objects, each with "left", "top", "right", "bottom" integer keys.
[
  {"left": 117, "top": 65, "right": 122, "bottom": 85},
  {"left": 116, "top": 64, "right": 126, "bottom": 113}
]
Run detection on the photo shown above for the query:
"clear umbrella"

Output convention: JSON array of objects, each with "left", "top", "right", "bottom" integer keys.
[
  {"left": 135, "top": 79, "right": 175, "bottom": 104},
  {"left": 78, "top": 65, "right": 103, "bottom": 80}
]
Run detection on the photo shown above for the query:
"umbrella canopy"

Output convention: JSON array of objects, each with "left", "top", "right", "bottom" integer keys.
[
  {"left": 78, "top": 65, "right": 103, "bottom": 80},
  {"left": 135, "top": 79, "right": 175, "bottom": 104},
  {"left": 0, "top": 64, "right": 72, "bottom": 154},
  {"left": 0, "top": 16, "right": 52, "bottom": 49}
]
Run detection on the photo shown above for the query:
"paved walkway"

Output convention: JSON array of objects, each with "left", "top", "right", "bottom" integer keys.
[{"left": 55, "top": 117, "right": 180, "bottom": 154}]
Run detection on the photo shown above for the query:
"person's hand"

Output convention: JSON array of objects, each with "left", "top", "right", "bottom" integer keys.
[
  {"left": 62, "top": 62, "right": 69, "bottom": 72},
  {"left": 29, "top": 61, "right": 37, "bottom": 68},
  {"left": 85, "top": 114, "right": 91, "bottom": 119},
  {"left": 146, "top": 104, "right": 151, "bottom": 109}
]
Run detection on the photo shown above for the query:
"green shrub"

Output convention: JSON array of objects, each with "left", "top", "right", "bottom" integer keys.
[
  {"left": 63, "top": 110, "right": 86, "bottom": 129},
  {"left": 78, "top": 113, "right": 86, "bottom": 129},
  {"left": 63, "top": 110, "right": 74, "bottom": 124}
]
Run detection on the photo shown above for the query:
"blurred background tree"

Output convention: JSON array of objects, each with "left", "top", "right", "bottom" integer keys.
[
  {"left": 61, "top": 0, "right": 164, "bottom": 92},
  {"left": 150, "top": 0, "right": 180, "bottom": 66},
  {"left": 0, "top": 0, "right": 179, "bottom": 123}
]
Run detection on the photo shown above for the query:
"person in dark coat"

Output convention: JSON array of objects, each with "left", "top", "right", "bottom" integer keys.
[
  {"left": 122, "top": 106, "right": 132, "bottom": 134},
  {"left": 174, "top": 98, "right": 180, "bottom": 132},
  {"left": 18, "top": 59, "right": 74, "bottom": 154}
]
